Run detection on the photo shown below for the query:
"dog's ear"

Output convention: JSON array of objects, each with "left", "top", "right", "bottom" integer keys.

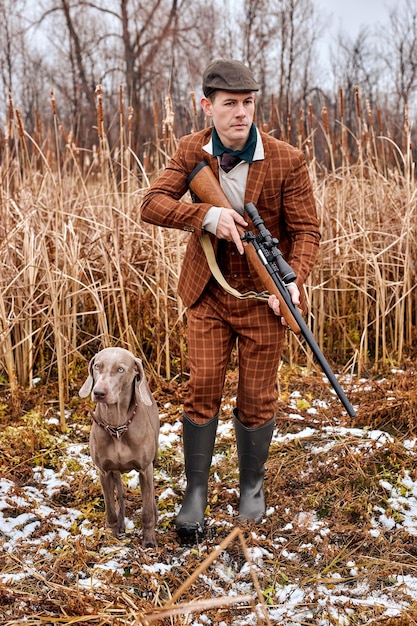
[
  {"left": 79, "top": 356, "right": 95, "bottom": 398},
  {"left": 134, "top": 358, "right": 153, "bottom": 407}
]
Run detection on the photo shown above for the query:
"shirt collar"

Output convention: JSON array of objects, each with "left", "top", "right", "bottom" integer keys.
[
  {"left": 203, "top": 126, "right": 264, "bottom": 162},
  {"left": 211, "top": 124, "right": 256, "bottom": 163}
]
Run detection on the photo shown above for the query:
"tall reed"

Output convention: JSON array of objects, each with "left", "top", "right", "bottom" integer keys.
[
  {"left": 307, "top": 88, "right": 416, "bottom": 374},
  {"left": 0, "top": 85, "right": 415, "bottom": 427}
]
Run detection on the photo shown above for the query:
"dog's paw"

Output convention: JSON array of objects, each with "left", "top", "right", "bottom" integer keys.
[{"left": 142, "top": 534, "right": 157, "bottom": 548}]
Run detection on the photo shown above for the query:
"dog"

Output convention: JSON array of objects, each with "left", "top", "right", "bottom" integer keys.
[{"left": 79, "top": 347, "right": 159, "bottom": 547}]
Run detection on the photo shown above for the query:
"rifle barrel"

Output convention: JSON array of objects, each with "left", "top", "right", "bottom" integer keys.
[{"left": 248, "top": 235, "right": 356, "bottom": 418}]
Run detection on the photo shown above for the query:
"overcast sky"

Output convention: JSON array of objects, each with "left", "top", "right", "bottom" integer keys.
[
  {"left": 322, "top": 0, "right": 392, "bottom": 41},
  {"left": 316, "top": 0, "right": 396, "bottom": 80}
]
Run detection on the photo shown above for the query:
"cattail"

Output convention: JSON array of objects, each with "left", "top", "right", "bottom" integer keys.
[
  {"left": 355, "top": 85, "right": 361, "bottom": 118},
  {"left": 15, "top": 108, "right": 25, "bottom": 139},
  {"left": 322, "top": 105, "right": 329, "bottom": 135},
  {"left": 339, "top": 87, "right": 344, "bottom": 119},
  {"left": 308, "top": 102, "right": 313, "bottom": 132},
  {"left": 50, "top": 88, "right": 56, "bottom": 116},
  {"left": 366, "top": 99, "right": 374, "bottom": 129},
  {"left": 128, "top": 106, "right": 133, "bottom": 133},
  {"left": 95, "top": 84, "right": 104, "bottom": 139},
  {"left": 8, "top": 91, "right": 14, "bottom": 121}
]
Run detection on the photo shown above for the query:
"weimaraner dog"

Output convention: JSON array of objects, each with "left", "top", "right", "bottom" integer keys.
[{"left": 79, "top": 347, "right": 159, "bottom": 547}]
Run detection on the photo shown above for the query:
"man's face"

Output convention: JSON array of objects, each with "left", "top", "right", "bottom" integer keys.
[{"left": 201, "top": 91, "right": 255, "bottom": 151}]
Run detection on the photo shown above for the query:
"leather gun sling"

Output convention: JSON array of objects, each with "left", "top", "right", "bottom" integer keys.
[{"left": 199, "top": 233, "right": 269, "bottom": 302}]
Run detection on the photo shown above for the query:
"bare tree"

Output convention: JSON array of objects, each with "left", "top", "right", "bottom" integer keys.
[
  {"left": 33, "top": 0, "right": 106, "bottom": 146},
  {"left": 330, "top": 28, "right": 380, "bottom": 128},
  {"left": 32, "top": 0, "right": 182, "bottom": 149},
  {"left": 238, "top": 0, "right": 324, "bottom": 139},
  {"left": 3, "top": 0, "right": 414, "bottom": 161},
  {"left": 239, "top": 0, "right": 272, "bottom": 117},
  {"left": 0, "top": 1, "right": 51, "bottom": 132},
  {"left": 383, "top": 0, "right": 417, "bottom": 118}
]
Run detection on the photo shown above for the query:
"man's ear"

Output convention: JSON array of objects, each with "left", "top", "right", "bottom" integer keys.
[{"left": 200, "top": 96, "right": 213, "bottom": 117}]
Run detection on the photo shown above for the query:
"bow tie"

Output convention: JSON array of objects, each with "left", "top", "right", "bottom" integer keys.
[{"left": 220, "top": 153, "right": 241, "bottom": 173}]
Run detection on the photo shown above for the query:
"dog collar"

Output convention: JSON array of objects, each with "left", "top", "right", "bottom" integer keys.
[{"left": 91, "top": 403, "right": 138, "bottom": 439}]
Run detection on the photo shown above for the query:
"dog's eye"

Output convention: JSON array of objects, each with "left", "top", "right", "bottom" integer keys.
[
  {"left": 93, "top": 363, "right": 100, "bottom": 370},
  {"left": 118, "top": 366, "right": 125, "bottom": 373}
]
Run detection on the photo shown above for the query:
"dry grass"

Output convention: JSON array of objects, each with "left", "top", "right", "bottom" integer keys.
[
  {"left": 0, "top": 86, "right": 417, "bottom": 623},
  {"left": 0, "top": 87, "right": 415, "bottom": 426},
  {"left": 1, "top": 367, "right": 417, "bottom": 624}
]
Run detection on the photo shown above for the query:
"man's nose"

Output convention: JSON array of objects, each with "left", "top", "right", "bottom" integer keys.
[{"left": 235, "top": 103, "right": 246, "bottom": 117}]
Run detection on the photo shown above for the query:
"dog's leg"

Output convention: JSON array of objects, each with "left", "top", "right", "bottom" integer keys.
[
  {"left": 114, "top": 472, "right": 125, "bottom": 536},
  {"left": 99, "top": 470, "right": 125, "bottom": 537},
  {"left": 139, "top": 464, "right": 157, "bottom": 548}
]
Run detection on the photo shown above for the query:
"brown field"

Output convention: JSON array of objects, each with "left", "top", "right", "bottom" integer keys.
[
  {"left": 1, "top": 90, "right": 417, "bottom": 624},
  {"left": 1, "top": 366, "right": 417, "bottom": 624}
]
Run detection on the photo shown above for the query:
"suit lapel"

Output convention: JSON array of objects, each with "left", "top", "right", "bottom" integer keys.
[{"left": 244, "top": 146, "right": 269, "bottom": 205}]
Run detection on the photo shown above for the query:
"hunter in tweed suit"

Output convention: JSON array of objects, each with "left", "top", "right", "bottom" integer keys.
[{"left": 141, "top": 59, "right": 320, "bottom": 539}]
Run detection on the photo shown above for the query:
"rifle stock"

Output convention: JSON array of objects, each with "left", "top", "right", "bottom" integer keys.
[
  {"left": 187, "top": 160, "right": 356, "bottom": 418},
  {"left": 187, "top": 161, "right": 301, "bottom": 333}
]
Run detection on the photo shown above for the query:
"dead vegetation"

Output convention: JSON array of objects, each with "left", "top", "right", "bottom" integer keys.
[
  {"left": 1, "top": 365, "right": 417, "bottom": 625},
  {"left": 0, "top": 85, "right": 417, "bottom": 624}
]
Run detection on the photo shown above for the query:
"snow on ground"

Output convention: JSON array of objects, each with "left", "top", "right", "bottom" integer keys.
[{"left": 1, "top": 378, "right": 417, "bottom": 624}]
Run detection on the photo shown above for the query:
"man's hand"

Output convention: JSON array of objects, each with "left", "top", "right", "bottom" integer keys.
[
  {"left": 216, "top": 208, "right": 248, "bottom": 255},
  {"left": 268, "top": 283, "right": 300, "bottom": 326}
]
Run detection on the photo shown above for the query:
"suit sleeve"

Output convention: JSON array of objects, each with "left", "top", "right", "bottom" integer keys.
[
  {"left": 280, "top": 151, "right": 320, "bottom": 288},
  {"left": 141, "top": 137, "right": 212, "bottom": 235}
]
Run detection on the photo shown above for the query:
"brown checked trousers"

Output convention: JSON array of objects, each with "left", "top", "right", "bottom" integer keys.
[
  {"left": 185, "top": 280, "right": 285, "bottom": 427},
  {"left": 141, "top": 127, "right": 320, "bottom": 428}
]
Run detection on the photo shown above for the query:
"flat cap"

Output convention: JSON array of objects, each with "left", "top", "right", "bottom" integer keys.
[{"left": 202, "top": 59, "right": 260, "bottom": 97}]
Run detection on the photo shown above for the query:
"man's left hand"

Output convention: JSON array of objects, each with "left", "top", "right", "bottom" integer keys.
[{"left": 268, "top": 283, "right": 300, "bottom": 326}]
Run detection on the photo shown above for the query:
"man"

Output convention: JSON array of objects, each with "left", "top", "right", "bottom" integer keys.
[{"left": 141, "top": 59, "right": 320, "bottom": 539}]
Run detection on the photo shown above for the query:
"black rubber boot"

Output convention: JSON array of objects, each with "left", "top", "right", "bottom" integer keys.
[
  {"left": 233, "top": 409, "right": 275, "bottom": 522},
  {"left": 175, "top": 412, "right": 218, "bottom": 539}
]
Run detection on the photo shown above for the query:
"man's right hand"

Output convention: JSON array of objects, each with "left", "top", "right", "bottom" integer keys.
[{"left": 216, "top": 208, "right": 248, "bottom": 255}]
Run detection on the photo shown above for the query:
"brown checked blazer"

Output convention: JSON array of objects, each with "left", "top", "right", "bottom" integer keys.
[{"left": 141, "top": 128, "right": 320, "bottom": 308}]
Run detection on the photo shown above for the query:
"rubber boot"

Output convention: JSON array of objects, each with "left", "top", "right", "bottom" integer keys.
[
  {"left": 175, "top": 412, "right": 218, "bottom": 539},
  {"left": 233, "top": 409, "right": 275, "bottom": 522}
]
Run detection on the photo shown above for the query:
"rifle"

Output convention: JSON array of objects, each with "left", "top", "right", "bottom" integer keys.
[{"left": 187, "top": 160, "right": 356, "bottom": 418}]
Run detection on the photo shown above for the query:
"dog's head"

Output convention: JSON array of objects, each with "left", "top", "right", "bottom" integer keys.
[{"left": 79, "top": 347, "right": 153, "bottom": 407}]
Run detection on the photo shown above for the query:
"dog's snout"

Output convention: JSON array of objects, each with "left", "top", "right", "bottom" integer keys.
[{"left": 93, "top": 388, "right": 107, "bottom": 401}]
